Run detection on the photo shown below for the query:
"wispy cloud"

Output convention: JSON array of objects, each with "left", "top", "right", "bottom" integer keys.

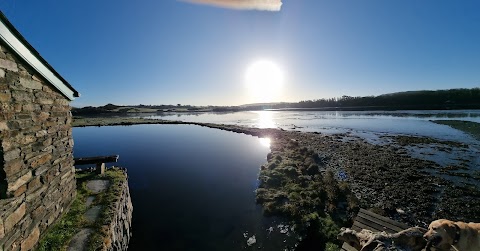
[{"left": 180, "top": 0, "right": 283, "bottom": 11}]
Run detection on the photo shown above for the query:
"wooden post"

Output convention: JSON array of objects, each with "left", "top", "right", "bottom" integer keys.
[{"left": 96, "top": 163, "right": 105, "bottom": 175}]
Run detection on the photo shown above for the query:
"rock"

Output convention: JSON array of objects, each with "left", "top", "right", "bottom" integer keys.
[
  {"left": 86, "top": 180, "right": 110, "bottom": 193},
  {"left": 21, "top": 227, "right": 40, "bottom": 251},
  {"left": 67, "top": 229, "right": 93, "bottom": 251},
  {"left": 84, "top": 206, "right": 102, "bottom": 223},
  {"left": 86, "top": 196, "right": 95, "bottom": 208},
  {"left": 247, "top": 235, "right": 256, "bottom": 246}
]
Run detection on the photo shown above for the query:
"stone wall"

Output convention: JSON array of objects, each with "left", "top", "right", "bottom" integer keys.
[
  {"left": 0, "top": 41, "right": 76, "bottom": 250},
  {"left": 103, "top": 171, "right": 133, "bottom": 251}
]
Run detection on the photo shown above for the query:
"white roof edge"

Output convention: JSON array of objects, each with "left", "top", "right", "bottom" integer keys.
[{"left": 0, "top": 20, "right": 76, "bottom": 101}]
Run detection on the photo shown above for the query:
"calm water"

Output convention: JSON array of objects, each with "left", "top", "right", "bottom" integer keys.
[
  {"left": 147, "top": 110, "right": 480, "bottom": 144},
  {"left": 73, "top": 125, "right": 296, "bottom": 250},
  {"left": 145, "top": 110, "right": 480, "bottom": 181}
]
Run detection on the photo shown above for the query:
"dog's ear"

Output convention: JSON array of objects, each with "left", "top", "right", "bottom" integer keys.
[{"left": 442, "top": 223, "right": 458, "bottom": 243}]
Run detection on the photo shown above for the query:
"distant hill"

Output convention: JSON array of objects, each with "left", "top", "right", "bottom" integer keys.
[
  {"left": 73, "top": 87, "right": 480, "bottom": 116},
  {"left": 270, "top": 87, "right": 480, "bottom": 110}
]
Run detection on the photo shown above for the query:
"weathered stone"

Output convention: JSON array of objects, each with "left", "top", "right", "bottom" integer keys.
[
  {"left": 0, "top": 121, "right": 8, "bottom": 131},
  {"left": 0, "top": 58, "right": 18, "bottom": 72},
  {"left": 30, "top": 153, "right": 52, "bottom": 168},
  {"left": 67, "top": 228, "right": 93, "bottom": 251},
  {"left": 37, "top": 98, "right": 53, "bottom": 105},
  {"left": 26, "top": 186, "right": 47, "bottom": 203},
  {"left": 4, "top": 148, "right": 21, "bottom": 162},
  {"left": 13, "top": 184, "right": 27, "bottom": 197},
  {"left": 11, "top": 91, "right": 31, "bottom": 102},
  {"left": 31, "top": 206, "right": 46, "bottom": 222},
  {"left": 0, "top": 218, "right": 4, "bottom": 240},
  {"left": 4, "top": 159, "right": 24, "bottom": 176},
  {"left": 8, "top": 171, "right": 32, "bottom": 193},
  {"left": 86, "top": 180, "right": 110, "bottom": 194},
  {"left": 19, "top": 78, "right": 42, "bottom": 90},
  {"left": 4, "top": 203, "right": 26, "bottom": 232},
  {"left": 35, "top": 130, "right": 47, "bottom": 137},
  {"left": 20, "top": 134, "right": 36, "bottom": 146},
  {"left": 0, "top": 68, "right": 5, "bottom": 78},
  {"left": 0, "top": 91, "right": 11, "bottom": 102},
  {"left": 21, "top": 104, "right": 35, "bottom": 112},
  {"left": 84, "top": 206, "right": 102, "bottom": 223},
  {"left": 27, "top": 176, "right": 42, "bottom": 192},
  {"left": 20, "top": 227, "right": 40, "bottom": 251}
]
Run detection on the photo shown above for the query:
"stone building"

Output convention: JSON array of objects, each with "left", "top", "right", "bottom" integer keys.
[{"left": 0, "top": 12, "right": 80, "bottom": 250}]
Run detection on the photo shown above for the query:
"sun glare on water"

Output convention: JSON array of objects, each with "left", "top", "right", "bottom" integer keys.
[
  {"left": 245, "top": 60, "right": 284, "bottom": 103},
  {"left": 259, "top": 138, "right": 271, "bottom": 148}
]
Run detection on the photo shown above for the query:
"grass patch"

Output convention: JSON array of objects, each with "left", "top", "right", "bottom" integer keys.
[
  {"left": 37, "top": 169, "right": 127, "bottom": 251},
  {"left": 256, "top": 141, "right": 359, "bottom": 250}
]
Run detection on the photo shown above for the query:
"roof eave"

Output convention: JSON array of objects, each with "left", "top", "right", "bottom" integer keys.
[{"left": 0, "top": 12, "right": 79, "bottom": 101}]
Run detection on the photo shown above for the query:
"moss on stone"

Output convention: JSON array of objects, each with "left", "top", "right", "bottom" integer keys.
[{"left": 36, "top": 168, "right": 127, "bottom": 251}]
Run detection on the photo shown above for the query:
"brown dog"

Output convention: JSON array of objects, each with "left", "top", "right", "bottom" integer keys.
[{"left": 424, "top": 219, "right": 480, "bottom": 251}]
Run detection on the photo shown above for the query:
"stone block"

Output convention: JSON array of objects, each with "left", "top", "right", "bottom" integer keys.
[
  {"left": 31, "top": 206, "right": 46, "bottom": 222},
  {"left": 11, "top": 91, "right": 31, "bottom": 102},
  {"left": 30, "top": 153, "right": 52, "bottom": 168},
  {"left": 4, "top": 202, "right": 26, "bottom": 232},
  {"left": 15, "top": 113, "right": 31, "bottom": 120},
  {"left": 35, "top": 130, "right": 47, "bottom": 137},
  {"left": 0, "top": 58, "right": 18, "bottom": 72},
  {"left": 19, "top": 78, "right": 42, "bottom": 90},
  {"left": 0, "top": 121, "right": 8, "bottom": 131},
  {"left": 0, "top": 229, "right": 21, "bottom": 251},
  {"left": 20, "top": 226, "right": 39, "bottom": 251},
  {"left": 0, "top": 91, "right": 11, "bottom": 102},
  {"left": 13, "top": 184, "right": 26, "bottom": 197},
  {"left": 8, "top": 171, "right": 32, "bottom": 193},
  {"left": 4, "top": 148, "right": 21, "bottom": 162},
  {"left": 37, "top": 98, "right": 53, "bottom": 105},
  {"left": 0, "top": 218, "right": 4, "bottom": 240},
  {"left": 26, "top": 186, "right": 46, "bottom": 203},
  {"left": 0, "top": 68, "right": 5, "bottom": 77},
  {"left": 27, "top": 176, "right": 42, "bottom": 192},
  {"left": 4, "top": 159, "right": 24, "bottom": 177},
  {"left": 20, "top": 134, "right": 36, "bottom": 146}
]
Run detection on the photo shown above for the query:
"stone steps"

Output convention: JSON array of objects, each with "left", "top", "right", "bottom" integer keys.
[{"left": 67, "top": 179, "right": 110, "bottom": 251}]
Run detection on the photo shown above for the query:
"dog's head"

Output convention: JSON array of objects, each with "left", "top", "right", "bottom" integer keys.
[
  {"left": 337, "top": 227, "right": 362, "bottom": 250},
  {"left": 424, "top": 219, "right": 458, "bottom": 250}
]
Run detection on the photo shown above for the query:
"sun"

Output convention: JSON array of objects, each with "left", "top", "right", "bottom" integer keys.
[{"left": 245, "top": 60, "right": 284, "bottom": 103}]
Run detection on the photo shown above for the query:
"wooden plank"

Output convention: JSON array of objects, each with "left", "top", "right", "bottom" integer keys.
[
  {"left": 353, "top": 221, "right": 376, "bottom": 232},
  {"left": 341, "top": 209, "right": 411, "bottom": 250},
  {"left": 74, "top": 155, "right": 119, "bottom": 165},
  {"left": 359, "top": 209, "right": 409, "bottom": 230},
  {"left": 342, "top": 242, "right": 358, "bottom": 251},
  {"left": 356, "top": 213, "right": 404, "bottom": 233},
  {"left": 351, "top": 223, "right": 362, "bottom": 232}
]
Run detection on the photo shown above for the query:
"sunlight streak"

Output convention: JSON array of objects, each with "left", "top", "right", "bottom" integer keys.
[
  {"left": 253, "top": 111, "right": 276, "bottom": 128},
  {"left": 259, "top": 138, "right": 271, "bottom": 148}
]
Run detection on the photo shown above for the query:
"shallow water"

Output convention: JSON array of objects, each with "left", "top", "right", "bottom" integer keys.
[
  {"left": 73, "top": 125, "right": 297, "bottom": 250},
  {"left": 147, "top": 110, "right": 480, "bottom": 144},
  {"left": 146, "top": 110, "right": 480, "bottom": 181}
]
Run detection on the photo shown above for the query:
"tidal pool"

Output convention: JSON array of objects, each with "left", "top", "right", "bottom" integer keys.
[{"left": 73, "top": 124, "right": 297, "bottom": 250}]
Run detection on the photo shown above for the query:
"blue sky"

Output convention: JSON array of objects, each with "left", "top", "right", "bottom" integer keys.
[{"left": 1, "top": 0, "right": 479, "bottom": 107}]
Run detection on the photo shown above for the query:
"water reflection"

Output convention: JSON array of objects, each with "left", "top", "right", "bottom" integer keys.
[
  {"left": 259, "top": 138, "right": 271, "bottom": 148},
  {"left": 253, "top": 111, "right": 276, "bottom": 128}
]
